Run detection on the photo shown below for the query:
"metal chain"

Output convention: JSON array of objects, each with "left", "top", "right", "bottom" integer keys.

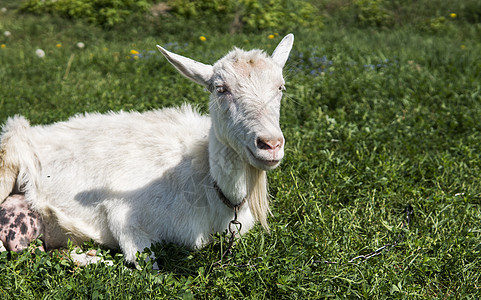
[
  {"left": 319, "top": 204, "right": 414, "bottom": 265},
  {"left": 211, "top": 181, "right": 248, "bottom": 267},
  {"left": 226, "top": 206, "right": 242, "bottom": 256},
  {"left": 213, "top": 206, "right": 242, "bottom": 266},
  {"left": 213, "top": 204, "right": 414, "bottom": 267}
]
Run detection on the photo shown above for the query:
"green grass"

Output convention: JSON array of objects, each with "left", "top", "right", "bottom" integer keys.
[{"left": 1, "top": 1, "right": 481, "bottom": 298}]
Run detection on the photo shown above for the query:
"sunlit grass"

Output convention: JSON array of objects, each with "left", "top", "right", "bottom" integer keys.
[{"left": 0, "top": 3, "right": 481, "bottom": 298}]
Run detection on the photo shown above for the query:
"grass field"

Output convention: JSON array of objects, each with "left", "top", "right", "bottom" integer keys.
[{"left": 1, "top": 0, "right": 481, "bottom": 298}]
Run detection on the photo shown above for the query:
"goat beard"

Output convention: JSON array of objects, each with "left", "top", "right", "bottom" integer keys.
[{"left": 245, "top": 165, "right": 270, "bottom": 231}]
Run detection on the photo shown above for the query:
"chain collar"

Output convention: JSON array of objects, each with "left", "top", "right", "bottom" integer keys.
[
  {"left": 213, "top": 181, "right": 247, "bottom": 210},
  {"left": 212, "top": 181, "right": 246, "bottom": 264}
]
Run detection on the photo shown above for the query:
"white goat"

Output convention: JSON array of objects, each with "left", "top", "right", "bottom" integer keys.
[{"left": 0, "top": 34, "right": 294, "bottom": 264}]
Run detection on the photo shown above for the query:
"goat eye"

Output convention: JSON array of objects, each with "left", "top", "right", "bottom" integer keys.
[{"left": 216, "top": 85, "right": 227, "bottom": 94}]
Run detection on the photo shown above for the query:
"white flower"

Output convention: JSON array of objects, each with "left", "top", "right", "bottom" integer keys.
[
  {"left": 4, "top": 31, "right": 11, "bottom": 37},
  {"left": 76, "top": 42, "right": 85, "bottom": 49},
  {"left": 1, "top": 8, "right": 7, "bottom": 13},
  {"left": 36, "top": 49, "right": 45, "bottom": 58}
]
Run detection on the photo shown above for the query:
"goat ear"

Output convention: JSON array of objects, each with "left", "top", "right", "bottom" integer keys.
[
  {"left": 156, "top": 45, "right": 213, "bottom": 87},
  {"left": 271, "top": 33, "right": 294, "bottom": 68}
]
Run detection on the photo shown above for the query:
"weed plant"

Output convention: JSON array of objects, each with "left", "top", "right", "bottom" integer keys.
[{"left": 0, "top": 0, "right": 480, "bottom": 298}]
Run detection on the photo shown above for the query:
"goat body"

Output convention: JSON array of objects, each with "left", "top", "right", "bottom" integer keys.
[{"left": 0, "top": 34, "right": 294, "bottom": 263}]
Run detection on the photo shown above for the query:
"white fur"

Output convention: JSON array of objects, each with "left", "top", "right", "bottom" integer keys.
[{"left": 0, "top": 34, "right": 294, "bottom": 264}]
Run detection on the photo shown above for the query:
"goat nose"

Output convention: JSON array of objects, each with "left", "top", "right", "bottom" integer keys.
[{"left": 256, "top": 137, "right": 283, "bottom": 151}]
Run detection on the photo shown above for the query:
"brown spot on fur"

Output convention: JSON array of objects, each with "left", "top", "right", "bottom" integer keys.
[
  {"left": 14, "top": 212, "right": 26, "bottom": 227},
  {"left": 7, "top": 229, "right": 16, "bottom": 242},
  {"left": 0, "top": 209, "right": 9, "bottom": 225},
  {"left": 20, "top": 222, "right": 28, "bottom": 235},
  {"left": 233, "top": 57, "right": 268, "bottom": 77}
]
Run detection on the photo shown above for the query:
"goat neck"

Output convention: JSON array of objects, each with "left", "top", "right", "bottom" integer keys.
[{"left": 208, "top": 127, "right": 248, "bottom": 206}]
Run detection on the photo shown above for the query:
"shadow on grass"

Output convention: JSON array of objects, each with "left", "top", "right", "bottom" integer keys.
[{"left": 147, "top": 232, "right": 233, "bottom": 275}]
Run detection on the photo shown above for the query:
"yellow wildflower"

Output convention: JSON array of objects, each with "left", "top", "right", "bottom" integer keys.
[
  {"left": 268, "top": 34, "right": 275, "bottom": 39},
  {"left": 199, "top": 36, "right": 206, "bottom": 42},
  {"left": 130, "top": 50, "right": 140, "bottom": 55},
  {"left": 56, "top": 43, "right": 62, "bottom": 48},
  {"left": 449, "top": 13, "right": 456, "bottom": 18},
  {"left": 1, "top": 44, "right": 5, "bottom": 48},
  {"left": 461, "top": 45, "right": 466, "bottom": 49},
  {"left": 133, "top": 55, "right": 139, "bottom": 60}
]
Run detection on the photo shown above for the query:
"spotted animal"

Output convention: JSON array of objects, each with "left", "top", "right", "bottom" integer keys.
[{"left": 0, "top": 194, "right": 44, "bottom": 252}]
